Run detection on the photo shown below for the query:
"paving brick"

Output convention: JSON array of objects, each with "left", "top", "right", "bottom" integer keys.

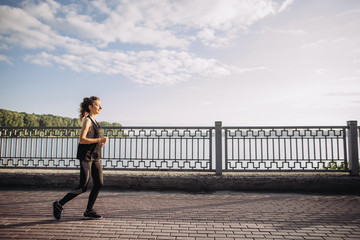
[{"left": 156, "top": 237, "right": 176, "bottom": 240}]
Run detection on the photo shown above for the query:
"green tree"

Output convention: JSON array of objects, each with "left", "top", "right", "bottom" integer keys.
[
  {"left": 0, "top": 109, "right": 122, "bottom": 127},
  {"left": 23, "top": 113, "right": 39, "bottom": 127}
]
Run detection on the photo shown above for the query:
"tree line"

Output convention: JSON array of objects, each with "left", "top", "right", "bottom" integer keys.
[{"left": 0, "top": 109, "right": 122, "bottom": 127}]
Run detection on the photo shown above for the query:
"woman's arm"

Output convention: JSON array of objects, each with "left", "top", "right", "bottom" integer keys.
[{"left": 79, "top": 118, "right": 108, "bottom": 144}]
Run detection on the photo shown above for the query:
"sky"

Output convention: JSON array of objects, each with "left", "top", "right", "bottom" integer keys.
[{"left": 0, "top": 0, "right": 359, "bottom": 127}]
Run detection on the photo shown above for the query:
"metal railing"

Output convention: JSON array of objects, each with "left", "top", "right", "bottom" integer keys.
[
  {"left": 224, "top": 126, "right": 347, "bottom": 171},
  {"left": 0, "top": 121, "right": 359, "bottom": 175},
  {"left": 0, "top": 127, "right": 214, "bottom": 171},
  {"left": 103, "top": 127, "right": 213, "bottom": 171}
]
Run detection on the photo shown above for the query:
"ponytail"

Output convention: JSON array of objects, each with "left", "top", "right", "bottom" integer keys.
[{"left": 79, "top": 96, "right": 100, "bottom": 121}]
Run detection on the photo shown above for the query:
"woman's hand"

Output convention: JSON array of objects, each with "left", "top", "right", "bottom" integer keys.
[{"left": 99, "top": 137, "right": 108, "bottom": 144}]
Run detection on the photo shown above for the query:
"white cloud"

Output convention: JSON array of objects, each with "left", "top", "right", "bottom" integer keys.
[
  {"left": 90, "top": 0, "right": 112, "bottom": 15},
  {"left": 301, "top": 39, "right": 327, "bottom": 49},
  {"left": 22, "top": 0, "right": 60, "bottom": 21},
  {"left": 338, "top": 76, "right": 360, "bottom": 82},
  {"left": 315, "top": 68, "right": 326, "bottom": 75},
  {"left": 0, "top": 5, "right": 58, "bottom": 50},
  {"left": 1, "top": 0, "right": 293, "bottom": 50},
  {"left": 24, "top": 49, "right": 257, "bottom": 85},
  {"left": 333, "top": 37, "right": 345, "bottom": 43},
  {"left": 260, "top": 27, "right": 307, "bottom": 35},
  {"left": 335, "top": 8, "right": 360, "bottom": 18},
  {"left": 61, "top": 0, "right": 292, "bottom": 48},
  {"left": 0, "top": 54, "right": 12, "bottom": 64},
  {"left": 0, "top": 0, "right": 291, "bottom": 84},
  {"left": 278, "top": 0, "right": 294, "bottom": 12},
  {"left": 24, "top": 52, "right": 52, "bottom": 66},
  {"left": 325, "top": 92, "right": 360, "bottom": 97}
]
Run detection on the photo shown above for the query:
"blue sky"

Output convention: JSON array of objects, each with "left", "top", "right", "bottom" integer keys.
[{"left": 0, "top": 0, "right": 359, "bottom": 126}]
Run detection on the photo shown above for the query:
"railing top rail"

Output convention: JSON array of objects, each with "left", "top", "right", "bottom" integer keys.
[
  {"left": 0, "top": 127, "right": 81, "bottom": 130},
  {"left": 0, "top": 126, "right": 215, "bottom": 130},
  {"left": 224, "top": 125, "right": 347, "bottom": 129},
  {"left": 1, "top": 125, "right": 348, "bottom": 130},
  {"left": 106, "top": 126, "right": 215, "bottom": 129}
]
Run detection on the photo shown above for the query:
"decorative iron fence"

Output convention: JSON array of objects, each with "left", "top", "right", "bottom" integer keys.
[
  {"left": 103, "top": 127, "right": 213, "bottom": 171},
  {"left": 0, "top": 127, "right": 214, "bottom": 171},
  {"left": 224, "top": 126, "right": 347, "bottom": 171},
  {"left": 0, "top": 121, "right": 359, "bottom": 175}
]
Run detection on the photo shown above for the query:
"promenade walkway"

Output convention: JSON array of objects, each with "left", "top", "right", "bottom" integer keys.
[{"left": 0, "top": 190, "right": 359, "bottom": 239}]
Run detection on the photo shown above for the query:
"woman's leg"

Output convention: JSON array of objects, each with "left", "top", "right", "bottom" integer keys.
[
  {"left": 59, "top": 161, "right": 92, "bottom": 206},
  {"left": 86, "top": 160, "right": 103, "bottom": 211}
]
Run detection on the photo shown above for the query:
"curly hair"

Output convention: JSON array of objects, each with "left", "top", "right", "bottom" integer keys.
[{"left": 79, "top": 96, "right": 100, "bottom": 121}]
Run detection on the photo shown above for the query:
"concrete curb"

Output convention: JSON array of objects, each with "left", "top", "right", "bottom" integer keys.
[{"left": 1, "top": 170, "right": 359, "bottom": 193}]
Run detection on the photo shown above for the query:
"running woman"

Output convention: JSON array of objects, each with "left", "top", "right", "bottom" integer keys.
[{"left": 53, "top": 96, "right": 108, "bottom": 220}]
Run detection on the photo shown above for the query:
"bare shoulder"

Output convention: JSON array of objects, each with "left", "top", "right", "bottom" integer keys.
[{"left": 82, "top": 117, "right": 92, "bottom": 129}]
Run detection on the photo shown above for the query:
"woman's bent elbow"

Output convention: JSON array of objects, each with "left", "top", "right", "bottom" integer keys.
[{"left": 79, "top": 138, "right": 88, "bottom": 144}]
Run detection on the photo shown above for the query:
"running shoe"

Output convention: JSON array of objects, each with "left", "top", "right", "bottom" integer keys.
[
  {"left": 52, "top": 201, "right": 63, "bottom": 220},
  {"left": 84, "top": 209, "right": 102, "bottom": 219}
]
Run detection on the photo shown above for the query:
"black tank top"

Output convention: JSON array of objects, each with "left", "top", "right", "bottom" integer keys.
[{"left": 76, "top": 116, "right": 104, "bottom": 162}]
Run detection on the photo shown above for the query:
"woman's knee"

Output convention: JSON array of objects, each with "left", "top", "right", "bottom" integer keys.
[
  {"left": 70, "top": 186, "right": 87, "bottom": 195},
  {"left": 82, "top": 186, "right": 88, "bottom": 193}
]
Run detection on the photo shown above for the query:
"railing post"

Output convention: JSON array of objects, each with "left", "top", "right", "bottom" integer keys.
[
  {"left": 347, "top": 121, "right": 359, "bottom": 176},
  {"left": 215, "top": 121, "right": 222, "bottom": 175}
]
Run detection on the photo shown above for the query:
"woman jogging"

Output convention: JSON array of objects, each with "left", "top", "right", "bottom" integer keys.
[{"left": 53, "top": 96, "right": 108, "bottom": 220}]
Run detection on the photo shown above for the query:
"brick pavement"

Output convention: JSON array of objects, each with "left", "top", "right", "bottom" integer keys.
[{"left": 0, "top": 190, "right": 359, "bottom": 240}]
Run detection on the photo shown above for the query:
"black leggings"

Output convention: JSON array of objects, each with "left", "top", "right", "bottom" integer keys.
[{"left": 59, "top": 160, "right": 103, "bottom": 211}]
